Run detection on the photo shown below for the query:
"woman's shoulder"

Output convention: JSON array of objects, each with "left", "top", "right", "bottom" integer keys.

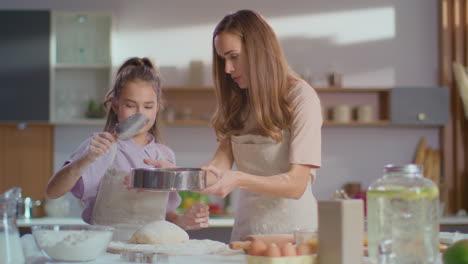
[{"left": 288, "top": 79, "right": 319, "bottom": 102}]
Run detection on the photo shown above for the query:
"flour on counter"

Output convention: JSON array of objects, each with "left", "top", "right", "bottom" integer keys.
[{"left": 108, "top": 239, "right": 242, "bottom": 256}]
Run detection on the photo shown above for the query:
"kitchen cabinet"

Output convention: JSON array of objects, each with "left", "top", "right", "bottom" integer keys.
[
  {"left": 50, "top": 11, "right": 112, "bottom": 123},
  {"left": 0, "top": 10, "right": 50, "bottom": 121},
  {"left": 0, "top": 123, "right": 53, "bottom": 217},
  {"left": 390, "top": 87, "right": 449, "bottom": 126}
]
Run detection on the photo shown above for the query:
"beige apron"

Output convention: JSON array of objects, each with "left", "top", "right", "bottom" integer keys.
[
  {"left": 91, "top": 144, "right": 168, "bottom": 241},
  {"left": 230, "top": 131, "right": 317, "bottom": 241}
]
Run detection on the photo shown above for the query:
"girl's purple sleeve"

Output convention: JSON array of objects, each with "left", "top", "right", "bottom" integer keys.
[{"left": 166, "top": 192, "right": 182, "bottom": 213}]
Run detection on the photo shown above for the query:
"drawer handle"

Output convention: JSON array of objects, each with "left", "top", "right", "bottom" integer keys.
[{"left": 417, "top": 113, "right": 426, "bottom": 121}]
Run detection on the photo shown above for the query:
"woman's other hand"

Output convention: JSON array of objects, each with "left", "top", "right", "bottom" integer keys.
[
  {"left": 144, "top": 159, "right": 176, "bottom": 168},
  {"left": 176, "top": 202, "right": 210, "bottom": 230},
  {"left": 86, "top": 132, "right": 116, "bottom": 162},
  {"left": 201, "top": 166, "right": 238, "bottom": 198}
]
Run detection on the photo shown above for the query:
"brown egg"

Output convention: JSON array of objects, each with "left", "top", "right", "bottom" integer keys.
[
  {"left": 265, "top": 243, "right": 282, "bottom": 257},
  {"left": 296, "top": 242, "right": 312, "bottom": 255},
  {"left": 248, "top": 239, "right": 267, "bottom": 256},
  {"left": 281, "top": 242, "right": 296, "bottom": 257}
]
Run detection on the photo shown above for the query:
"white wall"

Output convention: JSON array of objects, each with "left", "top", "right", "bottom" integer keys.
[{"left": 2, "top": 0, "right": 440, "bottom": 200}]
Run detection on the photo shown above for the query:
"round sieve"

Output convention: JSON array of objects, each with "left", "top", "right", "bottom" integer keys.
[{"left": 132, "top": 168, "right": 206, "bottom": 191}]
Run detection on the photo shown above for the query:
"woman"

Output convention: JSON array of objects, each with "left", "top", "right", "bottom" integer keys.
[{"left": 202, "top": 10, "right": 322, "bottom": 241}]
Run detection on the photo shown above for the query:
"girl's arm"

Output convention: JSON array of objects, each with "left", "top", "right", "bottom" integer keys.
[
  {"left": 46, "top": 132, "right": 116, "bottom": 199},
  {"left": 165, "top": 202, "right": 210, "bottom": 230},
  {"left": 202, "top": 163, "right": 313, "bottom": 199}
]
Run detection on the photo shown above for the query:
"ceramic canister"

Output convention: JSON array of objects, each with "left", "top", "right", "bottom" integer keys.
[
  {"left": 332, "top": 104, "right": 352, "bottom": 123},
  {"left": 356, "top": 104, "right": 373, "bottom": 122}
]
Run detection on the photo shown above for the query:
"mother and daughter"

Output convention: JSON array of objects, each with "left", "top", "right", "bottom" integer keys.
[{"left": 46, "top": 9, "right": 322, "bottom": 242}]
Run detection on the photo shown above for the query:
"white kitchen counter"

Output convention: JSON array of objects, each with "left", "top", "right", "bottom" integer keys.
[
  {"left": 17, "top": 217, "right": 234, "bottom": 228},
  {"left": 18, "top": 216, "right": 468, "bottom": 228},
  {"left": 440, "top": 216, "right": 468, "bottom": 225},
  {"left": 20, "top": 232, "right": 441, "bottom": 264}
]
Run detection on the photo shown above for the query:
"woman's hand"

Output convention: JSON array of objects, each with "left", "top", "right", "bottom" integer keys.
[
  {"left": 175, "top": 202, "right": 210, "bottom": 230},
  {"left": 86, "top": 132, "right": 116, "bottom": 162},
  {"left": 144, "top": 159, "right": 176, "bottom": 168},
  {"left": 201, "top": 166, "right": 238, "bottom": 198}
]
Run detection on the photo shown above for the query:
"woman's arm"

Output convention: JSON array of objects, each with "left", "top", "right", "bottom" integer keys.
[
  {"left": 203, "top": 138, "right": 235, "bottom": 185},
  {"left": 46, "top": 132, "right": 116, "bottom": 199},
  {"left": 202, "top": 163, "right": 313, "bottom": 199},
  {"left": 206, "top": 138, "right": 234, "bottom": 170}
]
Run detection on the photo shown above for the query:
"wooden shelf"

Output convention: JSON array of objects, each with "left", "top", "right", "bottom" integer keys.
[
  {"left": 161, "top": 120, "right": 394, "bottom": 127},
  {"left": 162, "top": 120, "right": 211, "bottom": 126},
  {"left": 314, "top": 87, "right": 390, "bottom": 93},
  {"left": 163, "top": 86, "right": 214, "bottom": 92},
  {"left": 54, "top": 64, "right": 111, "bottom": 69},
  {"left": 164, "top": 86, "right": 390, "bottom": 93},
  {"left": 323, "top": 121, "right": 390, "bottom": 127},
  {"left": 52, "top": 119, "right": 105, "bottom": 125},
  {"left": 161, "top": 86, "right": 392, "bottom": 127}
]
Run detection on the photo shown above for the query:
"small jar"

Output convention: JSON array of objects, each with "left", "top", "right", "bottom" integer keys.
[
  {"left": 332, "top": 104, "right": 351, "bottom": 123},
  {"left": 356, "top": 104, "right": 373, "bottom": 122}
]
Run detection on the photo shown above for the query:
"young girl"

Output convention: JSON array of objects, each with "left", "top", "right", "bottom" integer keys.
[
  {"left": 201, "top": 10, "right": 322, "bottom": 241},
  {"left": 46, "top": 57, "right": 209, "bottom": 240}
]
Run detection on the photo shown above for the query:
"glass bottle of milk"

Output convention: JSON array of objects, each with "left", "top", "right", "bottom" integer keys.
[
  {"left": 367, "top": 164, "right": 439, "bottom": 264},
  {"left": 0, "top": 187, "right": 25, "bottom": 264}
]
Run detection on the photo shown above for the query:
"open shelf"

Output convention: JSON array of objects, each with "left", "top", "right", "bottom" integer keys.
[
  {"left": 50, "top": 12, "right": 113, "bottom": 123},
  {"left": 162, "top": 86, "right": 391, "bottom": 127},
  {"left": 54, "top": 64, "right": 111, "bottom": 69}
]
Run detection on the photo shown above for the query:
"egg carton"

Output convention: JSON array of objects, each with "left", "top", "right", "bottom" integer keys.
[{"left": 245, "top": 254, "right": 317, "bottom": 264}]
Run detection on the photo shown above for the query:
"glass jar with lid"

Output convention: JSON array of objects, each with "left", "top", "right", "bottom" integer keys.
[{"left": 367, "top": 164, "right": 439, "bottom": 264}]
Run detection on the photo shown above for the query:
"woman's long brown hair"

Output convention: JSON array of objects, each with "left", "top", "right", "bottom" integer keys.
[
  {"left": 103, "top": 57, "right": 164, "bottom": 143},
  {"left": 211, "top": 9, "right": 300, "bottom": 142}
]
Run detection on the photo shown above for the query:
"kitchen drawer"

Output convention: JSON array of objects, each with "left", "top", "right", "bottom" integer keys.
[{"left": 390, "top": 87, "right": 449, "bottom": 126}]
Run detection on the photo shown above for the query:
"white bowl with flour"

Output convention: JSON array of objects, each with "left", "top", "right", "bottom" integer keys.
[{"left": 31, "top": 225, "right": 114, "bottom": 262}]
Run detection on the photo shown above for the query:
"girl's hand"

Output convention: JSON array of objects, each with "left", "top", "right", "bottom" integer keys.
[
  {"left": 144, "top": 159, "right": 176, "bottom": 168},
  {"left": 201, "top": 166, "right": 238, "bottom": 198},
  {"left": 86, "top": 132, "right": 116, "bottom": 162},
  {"left": 176, "top": 202, "right": 210, "bottom": 230},
  {"left": 123, "top": 174, "right": 145, "bottom": 193}
]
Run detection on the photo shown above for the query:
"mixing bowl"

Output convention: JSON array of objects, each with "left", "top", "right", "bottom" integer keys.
[{"left": 32, "top": 225, "right": 114, "bottom": 262}]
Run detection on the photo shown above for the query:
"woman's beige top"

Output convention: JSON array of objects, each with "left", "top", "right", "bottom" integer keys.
[{"left": 241, "top": 80, "right": 322, "bottom": 176}]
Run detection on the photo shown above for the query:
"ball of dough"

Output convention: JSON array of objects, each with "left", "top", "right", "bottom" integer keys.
[{"left": 130, "top": 220, "right": 189, "bottom": 245}]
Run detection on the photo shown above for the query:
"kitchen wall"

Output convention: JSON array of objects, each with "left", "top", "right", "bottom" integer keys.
[{"left": 2, "top": 0, "right": 440, "bottom": 202}]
